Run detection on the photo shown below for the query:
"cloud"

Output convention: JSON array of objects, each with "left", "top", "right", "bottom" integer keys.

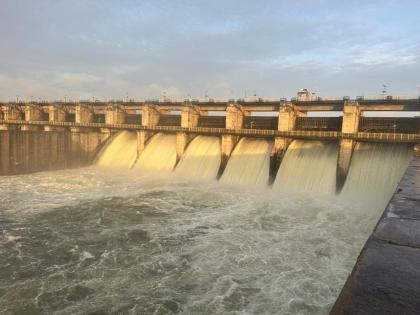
[{"left": 0, "top": 0, "right": 419, "bottom": 100}]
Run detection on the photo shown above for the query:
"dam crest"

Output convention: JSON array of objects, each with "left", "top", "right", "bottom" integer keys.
[{"left": 1, "top": 97, "right": 418, "bottom": 192}]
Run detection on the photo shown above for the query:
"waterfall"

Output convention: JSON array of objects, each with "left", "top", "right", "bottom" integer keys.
[
  {"left": 173, "top": 136, "right": 221, "bottom": 181},
  {"left": 133, "top": 133, "right": 177, "bottom": 174},
  {"left": 96, "top": 131, "right": 138, "bottom": 168},
  {"left": 340, "top": 142, "right": 413, "bottom": 210},
  {"left": 95, "top": 132, "right": 413, "bottom": 204},
  {"left": 221, "top": 137, "right": 272, "bottom": 186},
  {"left": 274, "top": 140, "right": 339, "bottom": 195}
]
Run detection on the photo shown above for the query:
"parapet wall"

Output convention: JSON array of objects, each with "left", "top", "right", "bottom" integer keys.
[
  {"left": 331, "top": 156, "right": 420, "bottom": 314},
  {"left": 0, "top": 130, "right": 105, "bottom": 175}
]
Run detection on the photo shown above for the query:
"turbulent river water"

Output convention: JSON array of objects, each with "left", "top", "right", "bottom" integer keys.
[{"left": 0, "top": 135, "right": 413, "bottom": 315}]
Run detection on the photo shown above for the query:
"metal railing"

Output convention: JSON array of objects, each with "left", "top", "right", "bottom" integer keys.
[{"left": 0, "top": 120, "right": 418, "bottom": 143}]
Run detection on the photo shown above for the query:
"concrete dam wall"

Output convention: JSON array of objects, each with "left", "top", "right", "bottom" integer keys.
[
  {"left": 0, "top": 130, "right": 105, "bottom": 175},
  {"left": 0, "top": 128, "right": 413, "bottom": 199},
  {"left": 95, "top": 131, "right": 413, "bottom": 199}
]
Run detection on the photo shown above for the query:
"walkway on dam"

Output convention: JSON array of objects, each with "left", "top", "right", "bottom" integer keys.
[
  {"left": 0, "top": 120, "right": 418, "bottom": 143},
  {"left": 332, "top": 156, "right": 420, "bottom": 314}
]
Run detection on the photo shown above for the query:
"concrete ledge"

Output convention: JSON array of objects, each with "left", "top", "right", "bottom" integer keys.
[{"left": 331, "top": 156, "right": 420, "bottom": 314}]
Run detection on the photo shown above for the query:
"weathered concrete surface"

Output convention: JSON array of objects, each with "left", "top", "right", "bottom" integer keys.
[
  {"left": 331, "top": 156, "right": 420, "bottom": 315},
  {"left": 336, "top": 101, "right": 361, "bottom": 192},
  {"left": 269, "top": 137, "right": 291, "bottom": 184},
  {"left": 336, "top": 139, "right": 355, "bottom": 192},
  {"left": 0, "top": 130, "right": 105, "bottom": 175}
]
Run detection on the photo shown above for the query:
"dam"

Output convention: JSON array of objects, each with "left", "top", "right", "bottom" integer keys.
[{"left": 0, "top": 96, "right": 419, "bottom": 314}]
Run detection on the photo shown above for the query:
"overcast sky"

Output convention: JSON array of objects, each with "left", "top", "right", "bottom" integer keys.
[{"left": 0, "top": 0, "right": 419, "bottom": 101}]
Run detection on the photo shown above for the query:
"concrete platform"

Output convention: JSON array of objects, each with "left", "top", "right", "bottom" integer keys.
[{"left": 331, "top": 156, "right": 420, "bottom": 315}]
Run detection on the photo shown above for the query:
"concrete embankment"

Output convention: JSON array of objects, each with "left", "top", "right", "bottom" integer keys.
[
  {"left": 0, "top": 130, "right": 105, "bottom": 175},
  {"left": 331, "top": 156, "right": 420, "bottom": 314}
]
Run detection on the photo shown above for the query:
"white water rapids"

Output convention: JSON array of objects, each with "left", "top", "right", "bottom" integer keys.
[{"left": 0, "top": 132, "right": 413, "bottom": 314}]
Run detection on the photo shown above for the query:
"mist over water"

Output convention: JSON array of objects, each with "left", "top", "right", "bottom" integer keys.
[
  {"left": 173, "top": 136, "right": 221, "bottom": 181},
  {"left": 340, "top": 142, "right": 413, "bottom": 210},
  {"left": 96, "top": 131, "right": 138, "bottom": 168},
  {"left": 274, "top": 140, "right": 339, "bottom": 195},
  {"left": 0, "top": 133, "right": 413, "bottom": 314},
  {"left": 133, "top": 133, "right": 177, "bottom": 174},
  {"left": 221, "top": 138, "right": 272, "bottom": 186}
]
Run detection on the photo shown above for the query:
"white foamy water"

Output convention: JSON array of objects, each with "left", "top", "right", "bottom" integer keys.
[
  {"left": 96, "top": 131, "right": 138, "bottom": 168},
  {"left": 340, "top": 142, "right": 413, "bottom": 210},
  {"left": 0, "top": 141, "right": 413, "bottom": 314},
  {"left": 173, "top": 135, "right": 221, "bottom": 181},
  {"left": 221, "top": 137, "right": 272, "bottom": 186},
  {"left": 0, "top": 168, "right": 387, "bottom": 315},
  {"left": 274, "top": 140, "right": 339, "bottom": 195},
  {"left": 133, "top": 133, "right": 177, "bottom": 174}
]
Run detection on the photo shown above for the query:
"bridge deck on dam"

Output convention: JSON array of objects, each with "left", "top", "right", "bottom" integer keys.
[
  {"left": 332, "top": 156, "right": 420, "bottom": 315},
  {"left": 0, "top": 120, "right": 419, "bottom": 143}
]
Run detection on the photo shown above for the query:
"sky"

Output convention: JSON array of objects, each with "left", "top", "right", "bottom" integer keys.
[{"left": 0, "top": 0, "right": 420, "bottom": 101}]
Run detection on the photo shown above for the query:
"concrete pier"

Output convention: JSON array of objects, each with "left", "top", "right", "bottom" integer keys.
[
  {"left": 331, "top": 155, "right": 420, "bottom": 314},
  {"left": 101, "top": 104, "right": 125, "bottom": 139},
  {"left": 176, "top": 105, "right": 200, "bottom": 162},
  {"left": 136, "top": 105, "right": 161, "bottom": 157},
  {"left": 219, "top": 104, "right": 244, "bottom": 177},
  {"left": 336, "top": 101, "right": 360, "bottom": 192},
  {"left": 0, "top": 104, "right": 21, "bottom": 130},
  {"left": 76, "top": 104, "right": 94, "bottom": 124},
  {"left": 105, "top": 104, "right": 126, "bottom": 125},
  {"left": 269, "top": 102, "right": 301, "bottom": 184},
  {"left": 22, "top": 104, "right": 44, "bottom": 131},
  {"left": 71, "top": 104, "right": 94, "bottom": 133},
  {"left": 45, "top": 104, "right": 67, "bottom": 132}
]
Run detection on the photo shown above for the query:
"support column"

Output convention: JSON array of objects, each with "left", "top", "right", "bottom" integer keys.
[
  {"left": 269, "top": 102, "right": 296, "bottom": 184},
  {"left": 136, "top": 105, "right": 161, "bottom": 158},
  {"left": 176, "top": 105, "right": 200, "bottom": 162},
  {"left": 101, "top": 104, "right": 126, "bottom": 140},
  {"left": 105, "top": 104, "right": 126, "bottom": 125},
  {"left": 71, "top": 104, "right": 94, "bottom": 133},
  {"left": 136, "top": 130, "right": 153, "bottom": 155},
  {"left": 0, "top": 104, "right": 22, "bottom": 130},
  {"left": 22, "top": 104, "right": 45, "bottom": 131},
  {"left": 0, "top": 130, "right": 10, "bottom": 174},
  {"left": 278, "top": 101, "right": 298, "bottom": 132},
  {"left": 219, "top": 104, "right": 244, "bottom": 178},
  {"left": 45, "top": 105, "right": 67, "bottom": 132},
  {"left": 225, "top": 104, "right": 244, "bottom": 130},
  {"left": 141, "top": 105, "right": 161, "bottom": 127},
  {"left": 75, "top": 104, "right": 94, "bottom": 124},
  {"left": 337, "top": 101, "right": 360, "bottom": 192},
  {"left": 269, "top": 137, "right": 290, "bottom": 185}
]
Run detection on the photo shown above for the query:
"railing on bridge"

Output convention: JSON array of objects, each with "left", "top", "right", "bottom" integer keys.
[{"left": 0, "top": 120, "right": 418, "bottom": 143}]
